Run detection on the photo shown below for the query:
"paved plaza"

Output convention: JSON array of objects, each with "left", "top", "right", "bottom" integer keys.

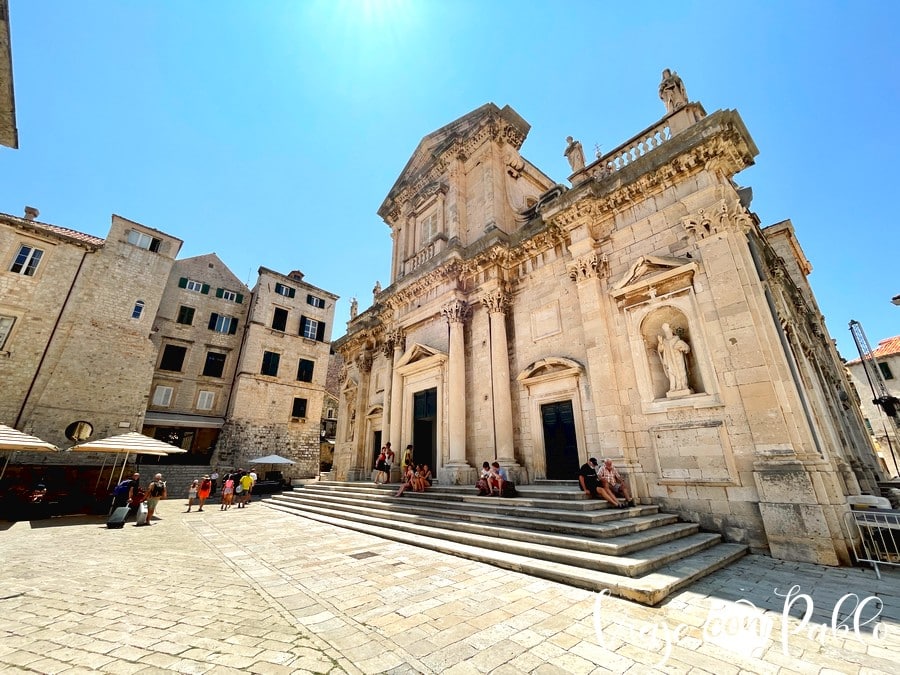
[{"left": 1, "top": 498, "right": 898, "bottom": 674}]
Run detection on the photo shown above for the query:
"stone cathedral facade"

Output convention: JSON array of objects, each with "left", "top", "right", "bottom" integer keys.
[{"left": 332, "top": 73, "right": 882, "bottom": 565}]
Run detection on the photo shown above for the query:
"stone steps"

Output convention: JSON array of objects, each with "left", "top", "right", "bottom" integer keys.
[{"left": 262, "top": 481, "right": 747, "bottom": 605}]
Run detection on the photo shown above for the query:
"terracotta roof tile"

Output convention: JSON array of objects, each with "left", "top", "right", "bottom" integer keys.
[
  {"left": 846, "top": 335, "right": 900, "bottom": 365},
  {"left": 1, "top": 212, "right": 105, "bottom": 246}
]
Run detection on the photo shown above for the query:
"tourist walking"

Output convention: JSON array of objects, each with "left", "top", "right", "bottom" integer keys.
[
  {"left": 238, "top": 472, "right": 254, "bottom": 508},
  {"left": 186, "top": 480, "right": 199, "bottom": 512},
  {"left": 383, "top": 443, "right": 395, "bottom": 483},
  {"left": 374, "top": 447, "right": 388, "bottom": 484},
  {"left": 210, "top": 470, "right": 219, "bottom": 496},
  {"left": 221, "top": 475, "right": 234, "bottom": 510},
  {"left": 145, "top": 473, "right": 167, "bottom": 523},
  {"left": 197, "top": 475, "right": 212, "bottom": 511}
]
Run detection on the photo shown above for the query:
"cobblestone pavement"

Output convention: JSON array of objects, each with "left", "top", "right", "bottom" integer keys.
[{"left": 1, "top": 499, "right": 898, "bottom": 674}]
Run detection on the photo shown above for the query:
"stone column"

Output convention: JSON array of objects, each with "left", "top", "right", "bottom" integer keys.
[
  {"left": 387, "top": 329, "right": 405, "bottom": 481},
  {"left": 441, "top": 299, "right": 475, "bottom": 485},
  {"left": 348, "top": 351, "right": 372, "bottom": 481},
  {"left": 483, "top": 290, "right": 518, "bottom": 472},
  {"left": 381, "top": 337, "right": 394, "bottom": 453}
]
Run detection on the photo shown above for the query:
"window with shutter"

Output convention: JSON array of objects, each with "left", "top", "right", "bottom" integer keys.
[
  {"left": 292, "top": 397, "right": 308, "bottom": 418},
  {"left": 159, "top": 345, "right": 187, "bottom": 372},
  {"left": 297, "top": 358, "right": 314, "bottom": 382},
  {"left": 261, "top": 351, "right": 280, "bottom": 376},
  {"left": 272, "top": 307, "right": 288, "bottom": 332}
]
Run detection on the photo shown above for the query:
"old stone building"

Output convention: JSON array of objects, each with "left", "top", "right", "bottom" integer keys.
[
  {"left": 213, "top": 268, "right": 337, "bottom": 476},
  {"left": 332, "top": 72, "right": 883, "bottom": 565},
  {"left": 141, "top": 254, "right": 251, "bottom": 463},
  {"left": 0, "top": 209, "right": 182, "bottom": 451},
  {"left": 846, "top": 335, "right": 900, "bottom": 476}
]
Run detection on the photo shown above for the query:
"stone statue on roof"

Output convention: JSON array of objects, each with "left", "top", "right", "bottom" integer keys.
[
  {"left": 564, "top": 136, "right": 585, "bottom": 173},
  {"left": 659, "top": 69, "right": 688, "bottom": 114},
  {"left": 349, "top": 297, "right": 358, "bottom": 320}
]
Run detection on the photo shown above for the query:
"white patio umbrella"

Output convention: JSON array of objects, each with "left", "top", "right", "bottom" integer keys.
[
  {"left": 0, "top": 424, "right": 59, "bottom": 480},
  {"left": 248, "top": 454, "right": 296, "bottom": 464},
  {"left": 70, "top": 432, "right": 186, "bottom": 486}
]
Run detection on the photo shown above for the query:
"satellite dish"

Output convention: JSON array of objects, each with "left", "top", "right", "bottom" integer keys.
[{"left": 65, "top": 420, "right": 94, "bottom": 442}]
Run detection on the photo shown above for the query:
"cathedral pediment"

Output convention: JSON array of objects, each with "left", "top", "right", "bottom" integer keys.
[
  {"left": 379, "top": 103, "right": 531, "bottom": 220},
  {"left": 610, "top": 256, "right": 699, "bottom": 305},
  {"left": 396, "top": 342, "right": 447, "bottom": 369},
  {"left": 517, "top": 357, "right": 584, "bottom": 385}
]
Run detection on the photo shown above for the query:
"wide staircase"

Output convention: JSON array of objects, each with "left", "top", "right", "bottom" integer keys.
[{"left": 261, "top": 481, "right": 746, "bottom": 606}]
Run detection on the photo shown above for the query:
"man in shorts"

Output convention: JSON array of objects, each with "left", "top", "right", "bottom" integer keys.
[
  {"left": 597, "top": 458, "right": 635, "bottom": 507},
  {"left": 578, "top": 458, "right": 620, "bottom": 507},
  {"left": 145, "top": 473, "right": 167, "bottom": 524},
  {"left": 238, "top": 472, "right": 254, "bottom": 508}
]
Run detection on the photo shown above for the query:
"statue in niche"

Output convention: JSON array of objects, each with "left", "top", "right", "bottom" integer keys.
[
  {"left": 349, "top": 297, "right": 358, "bottom": 320},
  {"left": 564, "top": 136, "right": 585, "bottom": 173},
  {"left": 657, "top": 323, "right": 693, "bottom": 396},
  {"left": 347, "top": 409, "right": 356, "bottom": 441},
  {"left": 658, "top": 69, "right": 688, "bottom": 114}
]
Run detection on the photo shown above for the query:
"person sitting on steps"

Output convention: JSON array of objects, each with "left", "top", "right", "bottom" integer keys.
[
  {"left": 394, "top": 464, "right": 416, "bottom": 497},
  {"left": 597, "top": 458, "right": 635, "bottom": 508},
  {"left": 488, "top": 461, "right": 508, "bottom": 496},
  {"left": 578, "top": 458, "right": 621, "bottom": 508}
]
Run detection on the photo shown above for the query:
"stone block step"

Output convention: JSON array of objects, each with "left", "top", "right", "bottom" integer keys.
[
  {"left": 273, "top": 490, "right": 672, "bottom": 540},
  {"left": 318, "top": 480, "right": 593, "bottom": 501},
  {"left": 262, "top": 499, "right": 747, "bottom": 605},
  {"left": 300, "top": 483, "right": 628, "bottom": 517},
  {"left": 268, "top": 494, "right": 705, "bottom": 568}
]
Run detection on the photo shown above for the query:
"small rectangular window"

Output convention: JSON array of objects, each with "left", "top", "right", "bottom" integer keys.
[
  {"left": 10, "top": 245, "right": 43, "bottom": 276},
  {"left": 159, "top": 345, "right": 187, "bottom": 372},
  {"left": 131, "top": 300, "right": 145, "bottom": 319},
  {"left": 326, "top": 407, "right": 336, "bottom": 420},
  {"left": 197, "top": 390, "right": 215, "bottom": 411},
  {"left": 297, "top": 358, "right": 315, "bottom": 382},
  {"left": 152, "top": 385, "right": 173, "bottom": 406},
  {"left": 292, "top": 397, "right": 308, "bottom": 418},
  {"left": 878, "top": 362, "right": 894, "bottom": 380},
  {"left": 203, "top": 351, "right": 226, "bottom": 378},
  {"left": 208, "top": 313, "right": 238, "bottom": 335},
  {"left": 300, "top": 315, "right": 325, "bottom": 340},
  {"left": 0, "top": 315, "right": 15, "bottom": 350},
  {"left": 186, "top": 279, "right": 203, "bottom": 292},
  {"left": 261, "top": 351, "right": 280, "bottom": 377},
  {"left": 272, "top": 307, "right": 288, "bottom": 332},
  {"left": 176, "top": 306, "right": 195, "bottom": 325},
  {"left": 127, "top": 230, "right": 161, "bottom": 252},
  {"left": 306, "top": 294, "right": 325, "bottom": 308},
  {"left": 275, "top": 283, "right": 295, "bottom": 298},
  {"left": 420, "top": 211, "right": 438, "bottom": 244}
]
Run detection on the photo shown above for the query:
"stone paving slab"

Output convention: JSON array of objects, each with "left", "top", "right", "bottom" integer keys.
[{"left": 0, "top": 503, "right": 898, "bottom": 673}]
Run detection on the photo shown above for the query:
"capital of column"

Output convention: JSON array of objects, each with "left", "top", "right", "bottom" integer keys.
[
  {"left": 567, "top": 252, "right": 607, "bottom": 282},
  {"left": 356, "top": 352, "right": 373, "bottom": 373},
  {"left": 482, "top": 290, "right": 509, "bottom": 315},
  {"left": 442, "top": 299, "right": 470, "bottom": 325}
]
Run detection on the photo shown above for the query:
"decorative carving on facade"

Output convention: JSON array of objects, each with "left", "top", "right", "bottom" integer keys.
[
  {"left": 482, "top": 289, "right": 509, "bottom": 314},
  {"left": 356, "top": 352, "right": 373, "bottom": 373},
  {"left": 441, "top": 299, "right": 470, "bottom": 324},
  {"left": 681, "top": 198, "right": 753, "bottom": 240},
  {"left": 387, "top": 328, "right": 405, "bottom": 354},
  {"left": 567, "top": 252, "right": 607, "bottom": 281}
]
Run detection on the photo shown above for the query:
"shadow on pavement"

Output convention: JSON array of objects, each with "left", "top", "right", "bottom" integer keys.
[{"left": 27, "top": 514, "right": 107, "bottom": 529}]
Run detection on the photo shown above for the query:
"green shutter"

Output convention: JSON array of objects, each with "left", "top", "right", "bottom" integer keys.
[
  {"left": 208, "top": 313, "right": 218, "bottom": 330},
  {"left": 201, "top": 283, "right": 210, "bottom": 295},
  {"left": 236, "top": 293, "right": 244, "bottom": 304},
  {"left": 178, "top": 277, "right": 187, "bottom": 288},
  {"left": 229, "top": 318, "right": 239, "bottom": 335},
  {"left": 316, "top": 321, "right": 326, "bottom": 342},
  {"left": 215, "top": 287, "right": 224, "bottom": 298},
  {"left": 288, "top": 287, "right": 296, "bottom": 298}
]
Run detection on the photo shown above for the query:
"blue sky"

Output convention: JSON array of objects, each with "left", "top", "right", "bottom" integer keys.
[{"left": 3, "top": 1, "right": 898, "bottom": 358}]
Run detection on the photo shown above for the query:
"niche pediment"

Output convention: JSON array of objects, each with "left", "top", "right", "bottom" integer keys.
[
  {"left": 517, "top": 357, "right": 584, "bottom": 387},
  {"left": 610, "top": 256, "right": 699, "bottom": 307}
]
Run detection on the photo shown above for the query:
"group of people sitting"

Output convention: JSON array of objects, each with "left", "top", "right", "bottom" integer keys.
[
  {"left": 475, "top": 461, "right": 510, "bottom": 496},
  {"left": 394, "top": 463, "right": 433, "bottom": 497},
  {"left": 578, "top": 458, "right": 635, "bottom": 508}
]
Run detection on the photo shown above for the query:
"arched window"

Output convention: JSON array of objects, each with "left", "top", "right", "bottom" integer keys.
[{"left": 132, "top": 300, "right": 145, "bottom": 319}]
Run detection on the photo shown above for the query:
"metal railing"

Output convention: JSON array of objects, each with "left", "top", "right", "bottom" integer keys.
[{"left": 844, "top": 509, "right": 900, "bottom": 579}]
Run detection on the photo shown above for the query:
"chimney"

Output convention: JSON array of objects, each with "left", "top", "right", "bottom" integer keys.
[{"left": 24, "top": 206, "right": 39, "bottom": 221}]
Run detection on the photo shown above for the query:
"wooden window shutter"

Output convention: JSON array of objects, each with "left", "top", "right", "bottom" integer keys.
[
  {"left": 215, "top": 288, "right": 224, "bottom": 298},
  {"left": 289, "top": 287, "right": 296, "bottom": 298},
  {"left": 316, "top": 320, "right": 326, "bottom": 342},
  {"left": 236, "top": 293, "right": 244, "bottom": 304},
  {"left": 208, "top": 313, "right": 218, "bottom": 330},
  {"left": 178, "top": 277, "right": 188, "bottom": 288},
  {"left": 201, "top": 283, "right": 210, "bottom": 295},
  {"left": 229, "top": 318, "right": 239, "bottom": 335},
  {"left": 300, "top": 315, "right": 308, "bottom": 336}
]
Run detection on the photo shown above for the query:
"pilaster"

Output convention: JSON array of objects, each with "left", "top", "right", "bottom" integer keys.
[
  {"left": 483, "top": 289, "right": 520, "bottom": 475},
  {"left": 441, "top": 299, "right": 475, "bottom": 485}
]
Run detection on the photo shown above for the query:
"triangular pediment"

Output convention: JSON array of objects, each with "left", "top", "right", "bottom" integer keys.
[
  {"left": 517, "top": 357, "right": 584, "bottom": 383},
  {"left": 396, "top": 343, "right": 446, "bottom": 369},
  {"left": 379, "top": 103, "right": 530, "bottom": 218},
  {"left": 613, "top": 256, "right": 694, "bottom": 291}
]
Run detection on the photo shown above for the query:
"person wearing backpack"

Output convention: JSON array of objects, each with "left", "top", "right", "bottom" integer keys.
[
  {"left": 112, "top": 472, "right": 140, "bottom": 512},
  {"left": 145, "top": 473, "right": 167, "bottom": 524}
]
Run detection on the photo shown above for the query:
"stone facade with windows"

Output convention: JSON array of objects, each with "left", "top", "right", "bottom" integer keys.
[
  {"left": 0, "top": 210, "right": 182, "bottom": 452},
  {"left": 846, "top": 335, "right": 900, "bottom": 477},
  {"left": 141, "top": 254, "right": 250, "bottom": 463},
  {"left": 214, "top": 268, "right": 337, "bottom": 476},
  {"left": 333, "top": 75, "right": 882, "bottom": 567}
]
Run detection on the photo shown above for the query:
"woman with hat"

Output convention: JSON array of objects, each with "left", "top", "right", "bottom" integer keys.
[{"left": 197, "top": 474, "right": 213, "bottom": 511}]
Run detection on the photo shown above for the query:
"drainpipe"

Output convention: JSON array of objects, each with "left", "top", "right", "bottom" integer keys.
[{"left": 15, "top": 248, "right": 92, "bottom": 429}]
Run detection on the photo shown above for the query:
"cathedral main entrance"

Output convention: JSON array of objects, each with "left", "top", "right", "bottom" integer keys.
[
  {"left": 541, "top": 400, "right": 579, "bottom": 479},
  {"left": 413, "top": 388, "right": 437, "bottom": 471}
]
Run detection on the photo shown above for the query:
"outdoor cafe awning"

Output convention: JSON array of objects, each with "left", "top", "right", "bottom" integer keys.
[
  {"left": 142, "top": 412, "right": 225, "bottom": 429},
  {"left": 0, "top": 424, "right": 58, "bottom": 452},
  {"left": 70, "top": 432, "right": 187, "bottom": 456}
]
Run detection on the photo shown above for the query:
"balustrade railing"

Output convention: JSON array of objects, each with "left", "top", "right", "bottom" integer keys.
[{"left": 403, "top": 242, "right": 436, "bottom": 276}]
